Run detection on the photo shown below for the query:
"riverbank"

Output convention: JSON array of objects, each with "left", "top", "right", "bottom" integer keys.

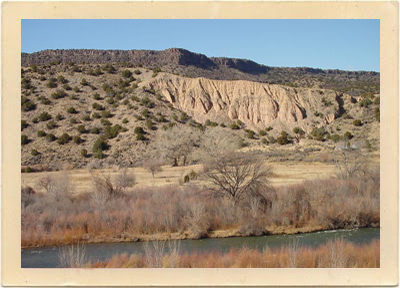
[
  {"left": 22, "top": 172, "right": 379, "bottom": 248},
  {"left": 82, "top": 239, "right": 381, "bottom": 268},
  {"left": 22, "top": 223, "right": 380, "bottom": 249}
]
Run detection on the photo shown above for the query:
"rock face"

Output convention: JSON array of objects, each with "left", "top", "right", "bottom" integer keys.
[
  {"left": 149, "top": 74, "right": 346, "bottom": 132},
  {"left": 22, "top": 48, "right": 379, "bottom": 96}
]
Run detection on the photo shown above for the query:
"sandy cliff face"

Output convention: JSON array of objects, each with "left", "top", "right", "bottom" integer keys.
[{"left": 149, "top": 74, "right": 346, "bottom": 131}]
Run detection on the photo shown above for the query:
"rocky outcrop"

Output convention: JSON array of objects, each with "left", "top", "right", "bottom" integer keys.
[{"left": 149, "top": 74, "right": 346, "bottom": 131}]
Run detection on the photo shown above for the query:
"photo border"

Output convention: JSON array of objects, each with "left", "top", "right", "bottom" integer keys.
[{"left": 2, "top": 1, "right": 398, "bottom": 286}]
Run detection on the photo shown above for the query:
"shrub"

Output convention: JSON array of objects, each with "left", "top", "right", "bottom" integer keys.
[
  {"left": 261, "top": 138, "right": 268, "bottom": 145},
  {"left": 92, "top": 112, "right": 101, "bottom": 119},
  {"left": 67, "top": 107, "right": 78, "bottom": 114},
  {"left": 57, "top": 75, "right": 68, "bottom": 84},
  {"left": 39, "top": 96, "right": 51, "bottom": 105},
  {"left": 21, "top": 135, "right": 30, "bottom": 145},
  {"left": 310, "top": 127, "right": 326, "bottom": 141},
  {"left": 343, "top": 131, "right": 353, "bottom": 140},
  {"left": 102, "top": 64, "right": 116, "bottom": 74},
  {"left": 230, "top": 123, "right": 240, "bottom": 130},
  {"left": 46, "top": 133, "right": 56, "bottom": 142},
  {"left": 90, "top": 127, "right": 102, "bottom": 134},
  {"left": 51, "top": 89, "right": 67, "bottom": 99},
  {"left": 46, "top": 120, "right": 58, "bottom": 130},
  {"left": 77, "top": 125, "right": 88, "bottom": 134},
  {"left": 106, "top": 98, "right": 115, "bottom": 105},
  {"left": 136, "top": 133, "right": 146, "bottom": 141},
  {"left": 73, "top": 86, "right": 81, "bottom": 93},
  {"left": 267, "top": 136, "right": 276, "bottom": 144},
  {"left": 38, "top": 112, "right": 52, "bottom": 122},
  {"left": 277, "top": 131, "right": 290, "bottom": 145},
  {"left": 32, "top": 117, "right": 39, "bottom": 124},
  {"left": 81, "top": 149, "right": 88, "bottom": 158},
  {"left": 353, "top": 119, "right": 362, "bottom": 127},
  {"left": 259, "top": 129, "right": 267, "bottom": 136},
  {"left": 141, "top": 109, "right": 150, "bottom": 118},
  {"left": 39, "top": 76, "right": 47, "bottom": 81},
  {"left": 134, "top": 127, "right": 145, "bottom": 134},
  {"left": 70, "top": 118, "right": 79, "bottom": 124},
  {"left": 293, "top": 127, "right": 304, "bottom": 134},
  {"left": 92, "top": 137, "right": 108, "bottom": 154},
  {"left": 101, "top": 110, "right": 112, "bottom": 118},
  {"left": 101, "top": 119, "right": 112, "bottom": 126},
  {"left": 46, "top": 78, "right": 57, "bottom": 88},
  {"left": 104, "top": 124, "right": 123, "bottom": 139},
  {"left": 82, "top": 115, "right": 91, "bottom": 122},
  {"left": 80, "top": 78, "right": 89, "bottom": 86},
  {"left": 31, "top": 149, "right": 39, "bottom": 156},
  {"left": 37, "top": 130, "right": 46, "bottom": 137},
  {"left": 244, "top": 129, "right": 256, "bottom": 139},
  {"left": 375, "top": 108, "right": 380, "bottom": 122},
  {"left": 55, "top": 114, "right": 65, "bottom": 121},
  {"left": 93, "top": 93, "right": 102, "bottom": 100},
  {"left": 21, "top": 120, "right": 29, "bottom": 131},
  {"left": 62, "top": 84, "right": 72, "bottom": 91},
  {"left": 122, "top": 69, "right": 132, "bottom": 78},
  {"left": 374, "top": 97, "right": 380, "bottom": 105},
  {"left": 330, "top": 134, "right": 341, "bottom": 143},
  {"left": 24, "top": 167, "right": 32, "bottom": 173},
  {"left": 73, "top": 135, "right": 83, "bottom": 144},
  {"left": 57, "top": 133, "right": 71, "bottom": 145},
  {"left": 21, "top": 97, "right": 36, "bottom": 111},
  {"left": 359, "top": 98, "right": 373, "bottom": 108},
  {"left": 146, "top": 120, "right": 154, "bottom": 130},
  {"left": 30, "top": 64, "right": 38, "bottom": 72},
  {"left": 134, "top": 69, "right": 141, "bottom": 75},
  {"left": 122, "top": 118, "right": 129, "bottom": 124}
]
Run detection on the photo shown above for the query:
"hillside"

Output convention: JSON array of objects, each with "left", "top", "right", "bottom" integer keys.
[
  {"left": 22, "top": 48, "right": 380, "bottom": 96},
  {"left": 21, "top": 60, "right": 380, "bottom": 170}
]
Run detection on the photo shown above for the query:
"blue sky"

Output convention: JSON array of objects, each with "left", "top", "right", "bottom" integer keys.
[{"left": 21, "top": 19, "right": 380, "bottom": 72}]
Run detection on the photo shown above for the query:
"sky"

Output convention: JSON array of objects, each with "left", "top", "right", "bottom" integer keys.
[{"left": 21, "top": 19, "right": 380, "bottom": 72}]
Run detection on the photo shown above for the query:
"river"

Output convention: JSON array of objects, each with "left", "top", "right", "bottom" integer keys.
[{"left": 21, "top": 228, "right": 379, "bottom": 268}]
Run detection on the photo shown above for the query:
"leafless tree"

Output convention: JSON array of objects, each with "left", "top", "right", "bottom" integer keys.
[
  {"left": 37, "top": 169, "right": 73, "bottom": 201},
  {"left": 198, "top": 127, "right": 242, "bottom": 162},
  {"left": 143, "top": 159, "right": 163, "bottom": 178},
  {"left": 334, "top": 147, "right": 368, "bottom": 180},
  {"left": 148, "top": 125, "right": 201, "bottom": 166},
  {"left": 91, "top": 169, "right": 133, "bottom": 201},
  {"left": 115, "top": 168, "right": 136, "bottom": 189},
  {"left": 202, "top": 152, "right": 274, "bottom": 206}
]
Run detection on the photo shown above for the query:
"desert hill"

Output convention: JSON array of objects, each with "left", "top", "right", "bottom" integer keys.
[
  {"left": 22, "top": 48, "right": 379, "bottom": 96},
  {"left": 21, "top": 58, "right": 380, "bottom": 170}
]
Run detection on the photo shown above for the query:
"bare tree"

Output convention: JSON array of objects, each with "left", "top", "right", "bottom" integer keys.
[
  {"left": 202, "top": 152, "right": 274, "bottom": 206},
  {"left": 115, "top": 168, "right": 136, "bottom": 189},
  {"left": 335, "top": 147, "right": 368, "bottom": 180},
  {"left": 198, "top": 127, "right": 242, "bottom": 161},
  {"left": 148, "top": 125, "right": 201, "bottom": 166},
  {"left": 37, "top": 169, "right": 73, "bottom": 201},
  {"left": 91, "top": 169, "right": 134, "bottom": 201},
  {"left": 143, "top": 159, "right": 163, "bottom": 178}
]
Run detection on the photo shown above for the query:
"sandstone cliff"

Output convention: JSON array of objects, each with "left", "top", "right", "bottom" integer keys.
[{"left": 148, "top": 74, "right": 352, "bottom": 132}]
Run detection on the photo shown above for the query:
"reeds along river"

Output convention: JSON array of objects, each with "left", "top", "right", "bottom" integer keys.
[{"left": 21, "top": 228, "right": 379, "bottom": 268}]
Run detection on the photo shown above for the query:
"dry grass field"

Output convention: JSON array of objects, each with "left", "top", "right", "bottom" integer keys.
[{"left": 21, "top": 161, "right": 366, "bottom": 195}]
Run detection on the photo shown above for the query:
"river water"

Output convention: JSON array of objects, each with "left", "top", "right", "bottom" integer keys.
[{"left": 21, "top": 228, "right": 379, "bottom": 268}]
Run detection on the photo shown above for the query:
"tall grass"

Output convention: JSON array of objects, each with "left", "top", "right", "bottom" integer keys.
[
  {"left": 21, "top": 170, "right": 379, "bottom": 247},
  {"left": 84, "top": 239, "right": 380, "bottom": 268}
]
